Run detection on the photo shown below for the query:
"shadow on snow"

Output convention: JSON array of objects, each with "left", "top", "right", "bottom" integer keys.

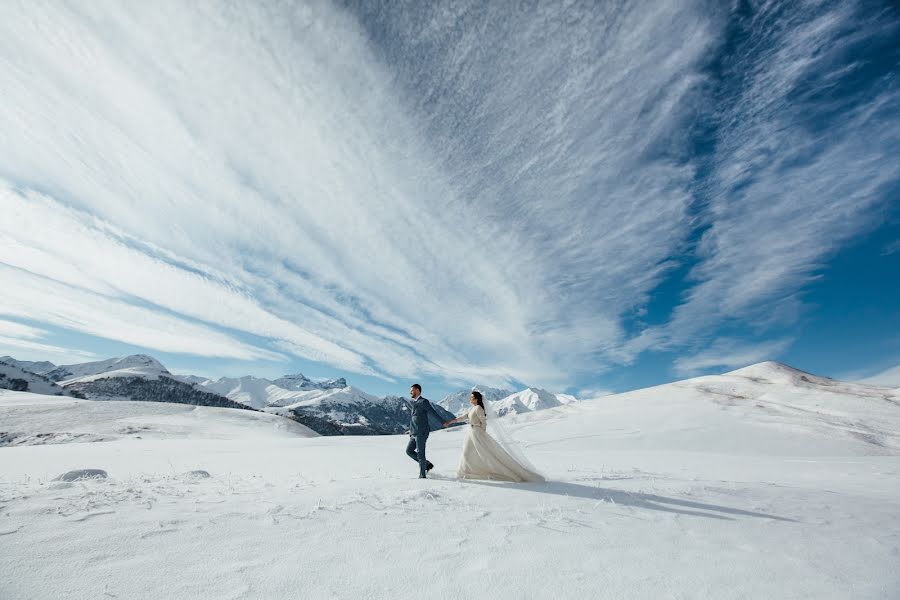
[{"left": 455, "top": 479, "right": 797, "bottom": 522}]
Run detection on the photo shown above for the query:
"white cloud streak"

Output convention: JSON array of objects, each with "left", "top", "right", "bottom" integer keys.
[
  {"left": 0, "top": 1, "right": 714, "bottom": 385},
  {"left": 0, "top": 264, "right": 285, "bottom": 362},
  {"left": 661, "top": 2, "right": 900, "bottom": 345},
  {"left": 0, "top": 319, "right": 100, "bottom": 364},
  {"left": 0, "top": 1, "right": 895, "bottom": 386},
  {"left": 0, "top": 319, "right": 44, "bottom": 340},
  {"left": 882, "top": 240, "right": 900, "bottom": 256}
]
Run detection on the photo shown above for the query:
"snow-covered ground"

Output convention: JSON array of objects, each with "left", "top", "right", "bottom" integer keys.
[
  {"left": 2, "top": 363, "right": 899, "bottom": 599},
  {"left": 0, "top": 393, "right": 316, "bottom": 446}
]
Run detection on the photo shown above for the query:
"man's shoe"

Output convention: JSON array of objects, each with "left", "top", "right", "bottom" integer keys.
[{"left": 426, "top": 461, "right": 434, "bottom": 472}]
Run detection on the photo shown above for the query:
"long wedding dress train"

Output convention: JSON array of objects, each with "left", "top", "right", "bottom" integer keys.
[{"left": 455, "top": 405, "right": 544, "bottom": 483}]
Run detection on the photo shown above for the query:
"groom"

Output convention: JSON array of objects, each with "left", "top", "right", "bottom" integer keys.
[{"left": 405, "top": 383, "right": 443, "bottom": 479}]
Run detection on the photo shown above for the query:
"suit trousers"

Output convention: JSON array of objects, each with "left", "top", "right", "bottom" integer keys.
[{"left": 405, "top": 433, "right": 430, "bottom": 478}]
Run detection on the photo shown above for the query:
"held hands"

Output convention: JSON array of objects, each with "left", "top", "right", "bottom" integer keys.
[{"left": 442, "top": 420, "right": 452, "bottom": 428}]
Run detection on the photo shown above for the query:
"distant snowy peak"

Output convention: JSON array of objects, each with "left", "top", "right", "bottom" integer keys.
[
  {"left": 0, "top": 361, "right": 73, "bottom": 396},
  {"left": 272, "top": 373, "right": 347, "bottom": 391},
  {"left": 0, "top": 356, "right": 57, "bottom": 375},
  {"left": 198, "top": 374, "right": 352, "bottom": 410},
  {"left": 438, "top": 385, "right": 515, "bottom": 415},
  {"left": 723, "top": 361, "right": 869, "bottom": 391},
  {"left": 517, "top": 387, "right": 564, "bottom": 410},
  {"left": 199, "top": 376, "right": 309, "bottom": 410},
  {"left": 439, "top": 385, "right": 576, "bottom": 418},
  {"left": 555, "top": 393, "right": 579, "bottom": 405},
  {"left": 267, "top": 385, "right": 382, "bottom": 410},
  {"left": 491, "top": 395, "right": 531, "bottom": 417},
  {"left": 173, "top": 375, "right": 210, "bottom": 386},
  {"left": 48, "top": 354, "right": 170, "bottom": 385},
  {"left": 727, "top": 361, "right": 820, "bottom": 382},
  {"left": 492, "top": 387, "right": 571, "bottom": 416}
]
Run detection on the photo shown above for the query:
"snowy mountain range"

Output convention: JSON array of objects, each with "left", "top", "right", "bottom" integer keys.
[
  {"left": 0, "top": 353, "right": 461, "bottom": 436},
  {"left": 272, "top": 373, "right": 347, "bottom": 391},
  {"left": 436, "top": 384, "right": 579, "bottom": 417},
  {"left": 493, "top": 387, "right": 577, "bottom": 416},
  {"left": 436, "top": 385, "right": 515, "bottom": 414},
  {"left": 0, "top": 353, "right": 579, "bottom": 436},
  {"left": 0, "top": 359, "right": 79, "bottom": 397},
  {"left": 264, "top": 388, "right": 450, "bottom": 435},
  {"left": 0, "top": 356, "right": 57, "bottom": 375}
]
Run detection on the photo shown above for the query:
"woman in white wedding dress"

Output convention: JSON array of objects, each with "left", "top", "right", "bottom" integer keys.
[{"left": 442, "top": 391, "right": 544, "bottom": 483}]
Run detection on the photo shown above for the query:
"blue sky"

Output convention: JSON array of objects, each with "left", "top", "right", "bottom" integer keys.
[{"left": 0, "top": 1, "right": 898, "bottom": 399}]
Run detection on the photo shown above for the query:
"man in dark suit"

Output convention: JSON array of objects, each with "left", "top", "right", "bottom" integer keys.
[{"left": 405, "top": 383, "right": 444, "bottom": 478}]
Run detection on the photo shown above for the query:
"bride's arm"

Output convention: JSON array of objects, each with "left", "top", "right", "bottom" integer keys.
[{"left": 443, "top": 411, "right": 470, "bottom": 427}]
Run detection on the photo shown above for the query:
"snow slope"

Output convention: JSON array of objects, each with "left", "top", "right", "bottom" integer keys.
[
  {"left": 0, "top": 391, "right": 316, "bottom": 446},
  {"left": 1, "top": 363, "right": 898, "bottom": 599}
]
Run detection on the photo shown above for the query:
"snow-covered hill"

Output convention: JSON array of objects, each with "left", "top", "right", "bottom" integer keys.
[
  {"left": 0, "top": 390, "right": 316, "bottom": 446},
  {"left": 25, "top": 354, "right": 245, "bottom": 411},
  {"left": 64, "top": 375, "right": 254, "bottom": 412},
  {"left": 47, "top": 354, "right": 169, "bottom": 384},
  {"left": 0, "top": 362, "right": 897, "bottom": 599},
  {"left": 0, "top": 356, "right": 57, "bottom": 375},
  {"left": 519, "top": 360, "right": 900, "bottom": 455},
  {"left": 0, "top": 361, "right": 74, "bottom": 396}
]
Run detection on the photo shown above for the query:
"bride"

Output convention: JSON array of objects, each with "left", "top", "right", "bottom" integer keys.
[{"left": 442, "top": 391, "right": 544, "bottom": 483}]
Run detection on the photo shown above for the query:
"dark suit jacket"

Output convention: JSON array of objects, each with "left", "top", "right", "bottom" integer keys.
[{"left": 409, "top": 396, "right": 444, "bottom": 435}]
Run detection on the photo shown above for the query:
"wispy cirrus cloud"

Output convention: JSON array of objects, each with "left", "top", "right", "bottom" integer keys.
[
  {"left": 0, "top": 1, "right": 896, "bottom": 388},
  {"left": 636, "top": 2, "right": 900, "bottom": 360},
  {"left": 0, "top": 1, "right": 713, "bottom": 387},
  {"left": 0, "top": 263, "right": 287, "bottom": 362},
  {"left": 0, "top": 319, "right": 100, "bottom": 364}
]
